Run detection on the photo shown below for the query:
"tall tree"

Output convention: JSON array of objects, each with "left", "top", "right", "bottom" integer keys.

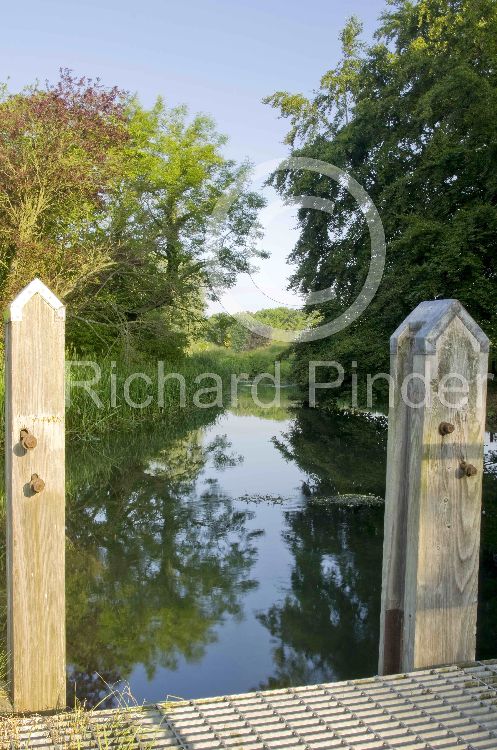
[
  {"left": 72, "top": 99, "right": 265, "bottom": 356},
  {"left": 265, "top": 0, "right": 497, "bottom": 392}
]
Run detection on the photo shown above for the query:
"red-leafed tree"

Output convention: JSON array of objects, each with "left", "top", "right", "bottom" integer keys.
[{"left": 0, "top": 69, "right": 129, "bottom": 306}]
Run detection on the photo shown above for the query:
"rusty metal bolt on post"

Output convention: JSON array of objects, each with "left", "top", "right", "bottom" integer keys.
[
  {"left": 460, "top": 460, "right": 478, "bottom": 477},
  {"left": 20, "top": 428, "right": 37, "bottom": 450},
  {"left": 29, "top": 474, "right": 45, "bottom": 493},
  {"left": 439, "top": 422, "right": 455, "bottom": 436}
]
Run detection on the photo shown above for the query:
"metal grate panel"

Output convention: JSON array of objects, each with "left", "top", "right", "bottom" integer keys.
[{"left": 2, "top": 661, "right": 497, "bottom": 749}]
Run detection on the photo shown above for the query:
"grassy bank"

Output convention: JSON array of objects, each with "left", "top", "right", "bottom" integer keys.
[
  {"left": 65, "top": 345, "right": 293, "bottom": 440},
  {"left": 65, "top": 351, "right": 227, "bottom": 441},
  {"left": 195, "top": 342, "right": 292, "bottom": 381},
  {"left": 0, "top": 344, "right": 293, "bottom": 444}
]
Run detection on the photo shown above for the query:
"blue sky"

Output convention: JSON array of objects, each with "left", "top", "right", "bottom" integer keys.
[{"left": 2, "top": 0, "right": 387, "bottom": 312}]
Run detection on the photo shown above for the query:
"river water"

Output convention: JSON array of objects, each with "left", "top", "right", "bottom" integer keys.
[{"left": 65, "top": 388, "right": 497, "bottom": 706}]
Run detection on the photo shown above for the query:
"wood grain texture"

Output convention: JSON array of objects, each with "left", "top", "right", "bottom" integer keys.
[
  {"left": 378, "top": 329, "right": 412, "bottom": 674},
  {"left": 5, "top": 288, "right": 66, "bottom": 712},
  {"left": 379, "top": 301, "right": 489, "bottom": 675}
]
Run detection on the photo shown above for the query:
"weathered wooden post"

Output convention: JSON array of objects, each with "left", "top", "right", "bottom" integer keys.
[
  {"left": 379, "top": 299, "right": 489, "bottom": 675},
  {"left": 5, "top": 279, "right": 66, "bottom": 711}
]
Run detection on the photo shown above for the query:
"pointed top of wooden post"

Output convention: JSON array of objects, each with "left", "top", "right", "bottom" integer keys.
[
  {"left": 5, "top": 278, "right": 65, "bottom": 323},
  {"left": 390, "top": 299, "right": 489, "bottom": 355}
]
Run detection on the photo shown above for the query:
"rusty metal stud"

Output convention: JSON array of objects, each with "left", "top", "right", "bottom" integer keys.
[
  {"left": 30, "top": 474, "right": 45, "bottom": 494},
  {"left": 439, "top": 422, "right": 455, "bottom": 436},
  {"left": 20, "top": 428, "right": 37, "bottom": 450},
  {"left": 460, "top": 460, "right": 477, "bottom": 477}
]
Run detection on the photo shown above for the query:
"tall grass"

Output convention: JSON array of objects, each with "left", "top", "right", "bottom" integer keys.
[
  {"left": 0, "top": 351, "right": 240, "bottom": 444},
  {"left": 0, "top": 346, "right": 293, "bottom": 443},
  {"left": 199, "top": 342, "right": 293, "bottom": 381},
  {"left": 65, "top": 351, "right": 235, "bottom": 441}
]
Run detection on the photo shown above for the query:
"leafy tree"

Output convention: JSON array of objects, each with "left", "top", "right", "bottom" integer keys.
[
  {"left": 265, "top": 0, "right": 497, "bottom": 394},
  {"left": 264, "top": 16, "right": 364, "bottom": 146},
  {"left": 203, "top": 312, "right": 236, "bottom": 347},
  {"left": 0, "top": 72, "right": 266, "bottom": 358},
  {"left": 72, "top": 99, "right": 266, "bottom": 357},
  {"left": 0, "top": 70, "right": 128, "bottom": 308}
]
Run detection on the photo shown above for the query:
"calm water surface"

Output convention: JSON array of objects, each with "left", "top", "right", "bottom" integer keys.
[{"left": 65, "top": 390, "right": 497, "bottom": 706}]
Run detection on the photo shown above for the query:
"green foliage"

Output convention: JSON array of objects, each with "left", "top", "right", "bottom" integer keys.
[
  {"left": 0, "top": 72, "right": 265, "bottom": 361},
  {"left": 67, "top": 96, "right": 266, "bottom": 358},
  {"left": 0, "top": 71, "right": 129, "bottom": 309},
  {"left": 202, "top": 312, "right": 235, "bottom": 347},
  {"left": 204, "top": 307, "right": 320, "bottom": 352},
  {"left": 63, "top": 352, "right": 234, "bottom": 441},
  {"left": 265, "top": 0, "right": 497, "bottom": 395},
  {"left": 252, "top": 306, "right": 321, "bottom": 333},
  {"left": 204, "top": 342, "right": 293, "bottom": 381},
  {"left": 263, "top": 16, "right": 364, "bottom": 145}
]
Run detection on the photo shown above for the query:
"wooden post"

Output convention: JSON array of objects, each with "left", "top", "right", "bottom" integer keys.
[
  {"left": 379, "top": 299, "right": 489, "bottom": 674},
  {"left": 5, "top": 279, "right": 66, "bottom": 712}
]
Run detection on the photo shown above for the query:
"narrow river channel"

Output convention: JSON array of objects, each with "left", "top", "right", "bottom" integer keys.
[{"left": 64, "top": 387, "right": 497, "bottom": 706}]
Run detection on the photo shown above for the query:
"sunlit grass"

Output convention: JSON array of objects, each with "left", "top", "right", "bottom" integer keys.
[
  {"left": 66, "top": 350, "right": 238, "bottom": 440},
  {"left": 198, "top": 342, "right": 293, "bottom": 381},
  {"left": 0, "top": 345, "right": 295, "bottom": 444},
  {"left": 0, "top": 680, "right": 171, "bottom": 749},
  {"left": 47, "top": 685, "right": 158, "bottom": 750}
]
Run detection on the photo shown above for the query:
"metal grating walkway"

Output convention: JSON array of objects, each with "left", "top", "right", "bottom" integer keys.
[{"left": 2, "top": 661, "right": 497, "bottom": 749}]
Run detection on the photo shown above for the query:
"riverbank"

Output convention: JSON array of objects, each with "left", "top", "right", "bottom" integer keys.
[
  {"left": 64, "top": 344, "right": 292, "bottom": 441},
  {"left": 0, "top": 343, "right": 292, "bottom": 444},
  {"left": 0, "top": 340, "right": 495, "bottom": 442}
]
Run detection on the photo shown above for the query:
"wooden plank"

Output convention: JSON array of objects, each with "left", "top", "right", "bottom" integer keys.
[
  {"left": 5, "top": 278, "right": 66, "bottom": 712},
  {"left": 379, "top": 300, "right": 489, "bottom": 674},
  {"left": 378, "top": 325, "right": 413, "bottom": 674}
]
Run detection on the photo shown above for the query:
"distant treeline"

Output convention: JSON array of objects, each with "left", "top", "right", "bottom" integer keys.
[{"left": 204, "top": 307, "right": 319, "bottom": 352}]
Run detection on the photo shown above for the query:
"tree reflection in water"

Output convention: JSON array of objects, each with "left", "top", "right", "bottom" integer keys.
[
  {"left": 272, "top": 407, "right": 387, "bottom": 499},
  {"left": 258, "top": 407, "right": 386, "bottom": 689},
  {"left": 66, "top": 414, "right": 261, "bottom": 707},
  {"left": 257, "top": 503, "right": 383, "bottom": 689}
]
